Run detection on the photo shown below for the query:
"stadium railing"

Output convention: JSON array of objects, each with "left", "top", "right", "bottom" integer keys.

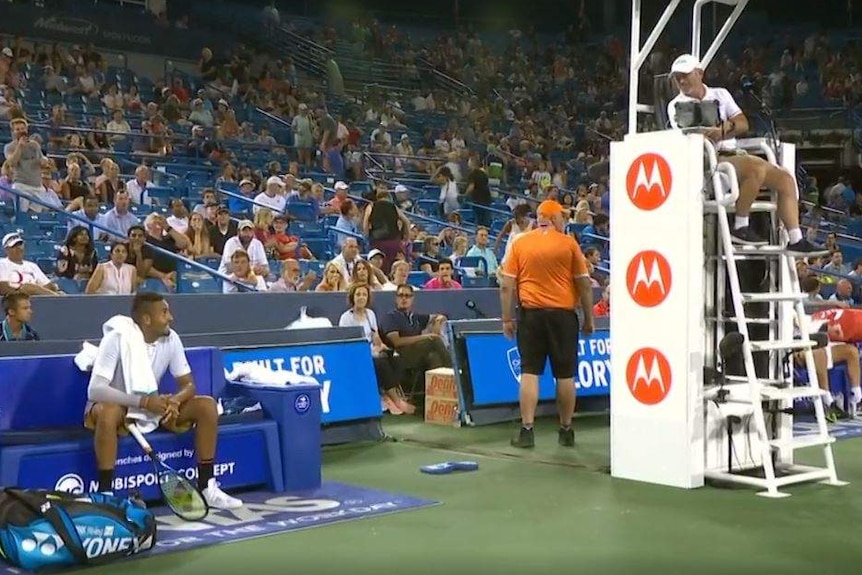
[{"left": 0, "top": 182, "right": 258, "bottom": 293}]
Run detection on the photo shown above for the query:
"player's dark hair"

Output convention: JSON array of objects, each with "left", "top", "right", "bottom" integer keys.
[
  {"left": 131, "top": 292, "right": 165, "bottom": 323},
  {"left": 2, "top": 292, "right": 29, "bottom": 315}
]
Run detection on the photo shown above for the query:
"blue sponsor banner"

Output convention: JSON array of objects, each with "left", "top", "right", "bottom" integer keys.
[
  {"left": 221, "top": 340, "right": 381, "bottom": 425},
  {"left": 463, "top": 330, "right": 611, "bottom": 407},
  {"left": 14, "top": 427, "right": 271, "bottom": 499}
]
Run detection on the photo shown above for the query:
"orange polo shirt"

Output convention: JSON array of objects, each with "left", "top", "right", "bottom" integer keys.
[{"left": 501, "top": 226, "right": 589, "bottom": 310}]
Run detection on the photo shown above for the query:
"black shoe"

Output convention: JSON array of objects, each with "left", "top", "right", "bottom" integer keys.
[
  {"left": 558, "top": 426, "right": 575, "bottom": 447},
  {"left": 730, "top": 226, "right": 767, "bottom": 246},
  {"left": 511, "top": 426, "right": 535, "bottom": 449},
  {"left": 785, "top": 239, "right": 830, "bottom": 257}
]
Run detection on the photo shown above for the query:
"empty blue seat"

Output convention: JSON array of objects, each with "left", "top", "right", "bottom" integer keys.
[
  {"left": 178, "top": 276, "right": 221, "bottom": 294},
  {"left": 286, "top": 202, "right": 318, "bottom": 222},
  {"left": 55, "top": 277, "right": 82, "bottom": 294},
  {"left": 408, "top": 271, "right": 429, "bottom": 288},
  {"left": 139, "top": 278, "right": 172, "bottom": 294},
  {"left": 302, "top": 238, "right": 330, "bottom": 260}
]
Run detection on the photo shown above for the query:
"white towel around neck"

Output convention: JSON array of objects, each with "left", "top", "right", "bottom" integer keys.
[{"left": 102, "top": 315, "right": 160, "bottom": 432}]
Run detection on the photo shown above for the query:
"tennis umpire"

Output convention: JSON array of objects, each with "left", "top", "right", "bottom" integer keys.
[
  {"left": 500, "top": 200, "right": 594, "bottom": 448},
  {"left": 85, "top": 292, "right": 242, "bottom": 509}
]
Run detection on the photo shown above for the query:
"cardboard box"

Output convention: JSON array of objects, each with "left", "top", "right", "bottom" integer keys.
[{"left": 424, "top": 367, "right": 461, "bottom": 427}]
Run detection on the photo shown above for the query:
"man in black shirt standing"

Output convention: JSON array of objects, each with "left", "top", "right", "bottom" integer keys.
[{"left": 465, "top": 155, "right": 492, "bottom": 228}]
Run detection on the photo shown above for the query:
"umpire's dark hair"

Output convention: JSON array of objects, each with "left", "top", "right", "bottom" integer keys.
[
  {"left": 2, "top": 292, "right": 29, "bottom": 314},
  {"left": 131, "top": 292, "right": 165, "bottom": 322}
]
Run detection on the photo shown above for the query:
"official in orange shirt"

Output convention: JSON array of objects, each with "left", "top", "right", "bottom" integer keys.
[{"left": 500, "top": 200, "right": 594, "bottom": 449}]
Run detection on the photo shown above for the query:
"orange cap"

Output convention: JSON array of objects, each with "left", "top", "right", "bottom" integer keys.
[{"left": 536, "top": 200, "right": 564, "bottom": 219}]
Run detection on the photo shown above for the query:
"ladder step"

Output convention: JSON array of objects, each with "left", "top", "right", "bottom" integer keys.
[
  {"left": 769, "top": 434, "right": 835, "bottom": 451},
  {"left": 741, "top": 292, "right": 806, "bottom": 303},
  {"left": 724, "top": 375, "right": 789, "bottom": 386},
  {"left": 704, "top": 201, "right": 777, "bottom": 214},
  {"left": 760, "top": 386, "right": 827, "bottom": 401},
  {"left": 707, "top": 316, "right": 779, "bottom": 325},
  {"left": 749, "top": 340, "right": 815, "bottom": 352},
  {"left": 730, "top": 245, "right": 790, "bottom": 256}
]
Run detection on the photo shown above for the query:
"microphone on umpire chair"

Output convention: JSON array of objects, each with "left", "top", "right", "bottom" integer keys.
[
  {"left": 465, "top": 299, "right": 487, "bottom": 319},
  {"left": 719, "top": 332, "right": 745, "bottom": 364},
  {"left": 704, "top": 332, "right": 745, "bottom": 401}
]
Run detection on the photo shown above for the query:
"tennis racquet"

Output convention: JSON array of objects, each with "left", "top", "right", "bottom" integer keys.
[{"left": 126, "top": 422, "right": 209, "bottom": 521}]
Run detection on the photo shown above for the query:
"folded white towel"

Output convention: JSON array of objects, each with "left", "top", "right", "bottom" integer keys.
[
  {"left": 102, "top": 315, "right": 160, "bottom": 433},
  {"left": 285, "top": 306, "right": 333, "bottom": 330},
  {"left": 224, "top": 362, "right": 320, "bottom": 387},
  {"left": 74, "top": 341, "right": 99, "bottom": 372}
]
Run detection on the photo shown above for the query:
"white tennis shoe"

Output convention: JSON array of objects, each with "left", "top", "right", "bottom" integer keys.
[{"left": 202, "top": 478, "right": 243, "bottom": 510}]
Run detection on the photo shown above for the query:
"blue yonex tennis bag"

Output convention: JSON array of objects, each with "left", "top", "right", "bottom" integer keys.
[{"left": 0, "top": 488, "right": 156, "bottom": 571}]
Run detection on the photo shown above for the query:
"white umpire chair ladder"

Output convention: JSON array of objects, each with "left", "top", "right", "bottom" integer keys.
[{"left": 626, "top": 0, "right": 846, "bottom": 497}]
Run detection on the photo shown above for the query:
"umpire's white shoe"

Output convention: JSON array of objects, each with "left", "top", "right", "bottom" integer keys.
[{"left": 202, "top": 478, "right": 243, "bottom": 510}]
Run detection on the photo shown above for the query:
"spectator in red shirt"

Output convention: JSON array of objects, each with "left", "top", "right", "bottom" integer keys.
[
  {"left": 423, "top": 258, "right": 462, "bottom": 290},
  {"left": 270, "top": 214, "right": 313, "bottom": 260},
  {"left": 593, "top": 285, "right": 610, "bottom": 318}
]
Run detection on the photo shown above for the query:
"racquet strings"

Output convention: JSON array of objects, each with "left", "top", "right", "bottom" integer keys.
[{"left": 158, "top": 469, "right": 208, "bottom": 521}]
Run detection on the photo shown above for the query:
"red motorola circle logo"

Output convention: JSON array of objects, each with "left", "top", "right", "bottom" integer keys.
[
  {"left": 625, "top": 348, "right": 672, "bottom": 405},
  {"left": 626, "top": 153, "right": 672, "bottom": 211},
  {"left": 625, "top": 250, "right": 672, "bottom": 308}
]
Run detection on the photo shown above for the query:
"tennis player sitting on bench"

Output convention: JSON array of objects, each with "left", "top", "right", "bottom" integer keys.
[
  {"left": 85, "top": 292, "right": 242, "bottom": 509},
  {"left": 667, "top": 54, "right": 822, "bottom": 256}
]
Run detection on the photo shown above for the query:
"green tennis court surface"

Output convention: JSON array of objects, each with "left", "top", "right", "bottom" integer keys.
[{"left": 83, "top": 415, "right": 859, "bottom": 575}]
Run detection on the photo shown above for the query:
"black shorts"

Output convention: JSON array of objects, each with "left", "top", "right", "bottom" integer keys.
[{"left": 516, "top": 308, "right": 580, "bottom": 379}]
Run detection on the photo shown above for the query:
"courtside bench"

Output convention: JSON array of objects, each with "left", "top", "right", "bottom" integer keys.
[{"left": 0, "top": 347, "right": 303, "bottom": 499}]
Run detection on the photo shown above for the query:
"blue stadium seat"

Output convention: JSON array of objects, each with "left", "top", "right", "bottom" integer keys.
[
  {"left": 302, "top": 238, "right": 330, "bottom": 260},
  {"left": 299, "top": 259, "right": 326, "bottom": 277},
  {"left": 55, "top": 277, "right": 82, "bottom": 294},
  {"left": 455, "top": 256, "right": 490, "bottom": 288},
  {"left": 286, "top": 202, "right": 318, "bottom": 222},
  {"left": 36, "top": 257, "right": 54, "bottom": 275},
  {"left": 139, "top": 278, "right": 172, "bottom": 294},
  {"left": 178, "top": 276, "right": 221, "bottom": 294},
  {"left": 408, "top": 271, "right": 429, "bottom": 288}
]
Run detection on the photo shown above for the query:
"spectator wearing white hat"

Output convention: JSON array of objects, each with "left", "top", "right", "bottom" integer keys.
[
  {"left": 253, "top": 176, "right": 286, "bottom": 215},
  {"left": 323, "top": 181, "right": 350, "bottom": 216},
  {"left": 366, "top": 248, "right": 390, "bottom": 285},
  {"left": 218, "top": 220, "right": 269, "bottom": 278},
  {"left": 228, "top": 178, "right": 257, "bottom": 213},
  {"left": 0, "top": 233, "right": 61, "bottom": 296}
]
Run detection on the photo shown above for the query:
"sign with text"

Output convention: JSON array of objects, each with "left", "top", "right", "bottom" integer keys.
[
  {"left": 462, "top": 330, "right": 610, "bottom": 407},
  {"left": 221, "top": 340, "right": 381, "bottom": 425},
  {"left": 610, "top": 130, "right": 705, "bottom": 489},
  {"left": 16, "top": 428, "right": 270, "bottom": 499}
]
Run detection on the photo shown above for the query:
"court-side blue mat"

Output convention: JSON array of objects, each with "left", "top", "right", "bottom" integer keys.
[{"left": 0, "top": 482, "right": 440, "bottom": 573}]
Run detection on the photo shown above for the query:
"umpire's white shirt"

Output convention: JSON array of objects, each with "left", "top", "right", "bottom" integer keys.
[{"left": 667, "top": 85, "right": 743, "bottom": 152}]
